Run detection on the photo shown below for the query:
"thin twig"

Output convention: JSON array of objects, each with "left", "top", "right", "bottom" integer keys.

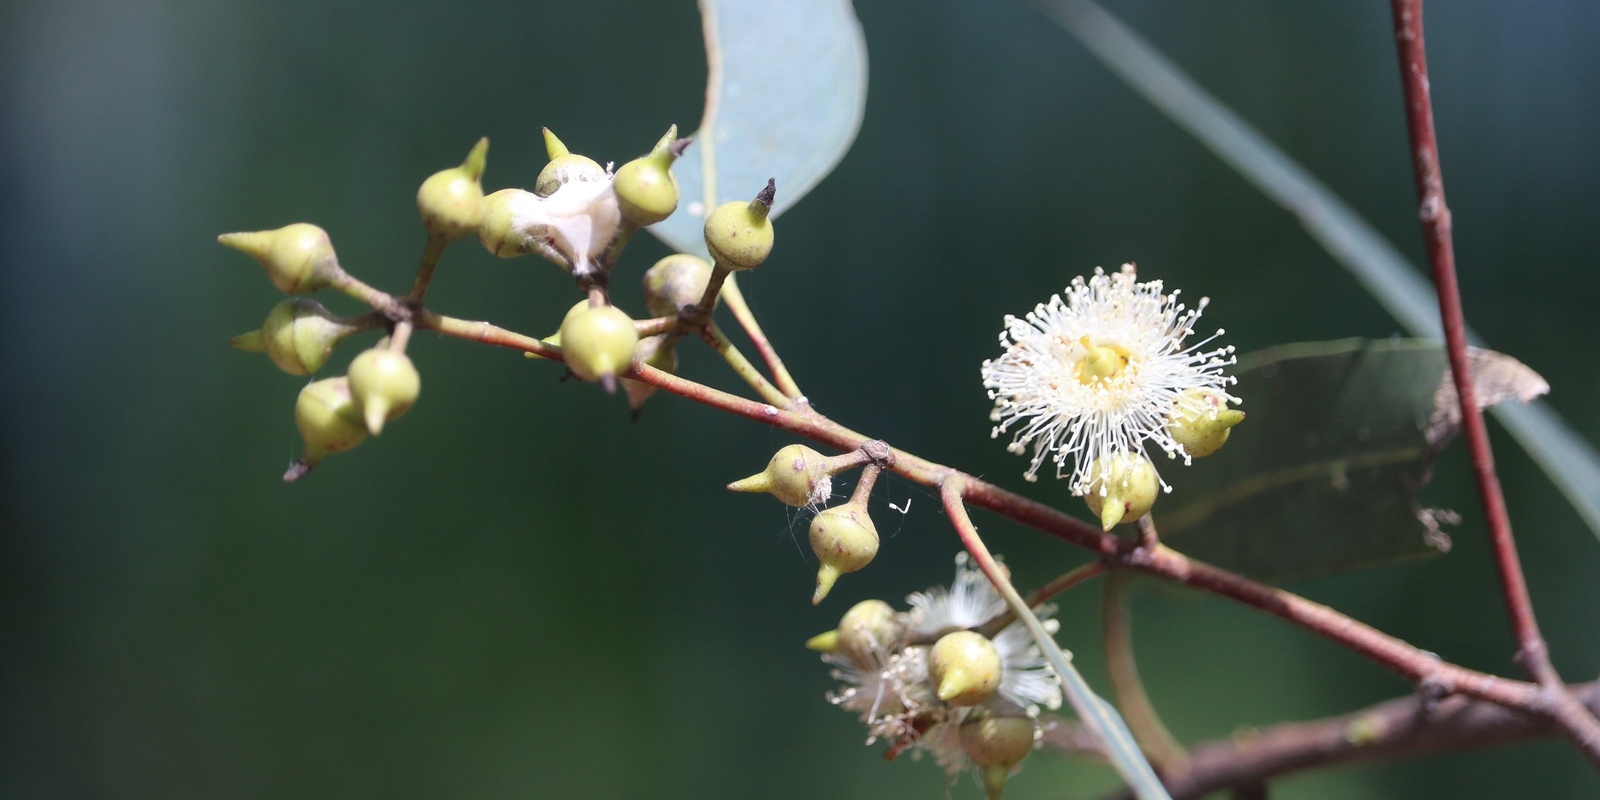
[
  {"left": 1089, "top": 682, "right": 1600, "bottom": 800},
  {"left": 1103, "top": 572, "right": 1189, "bottom": 772},
  {"left": 719, "top": 273, "right": 804, "bottom": 398},
  {"left": 406, "top": 231, "right": 448, "bottom": 301},
  {"left": 975, "top": 561, "right": 1106, "bottom": 640},
  {"left": 1389, "top": 0, "right": 1600, "bottom": 764}
]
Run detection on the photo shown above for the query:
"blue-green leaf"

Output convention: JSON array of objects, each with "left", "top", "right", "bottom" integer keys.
[{"left": 649, "top": 0, "right": 868, "bottom": 258}]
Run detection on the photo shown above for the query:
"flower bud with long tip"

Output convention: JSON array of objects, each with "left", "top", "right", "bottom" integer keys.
[
  {"left": 230, "top": 298, "right": 372, "bottom": 376},
  {"left": 535, "top": 128, "right": 608, "bottom": 197},
  {"left": 1082, "top": 452, "right": 1160, "bottom": 530},
  {"left": 558, "top": 301, "right": 638, "bottom": 390},
  {"left": 613, "top": 126, "right": 687, "bottom": 228},
  {"left": 288, "top": 377, "right": 367, "bottom": 481},
  {"left": 929, "top": 630, "right": 1003, "bottom": 706},
  {"left": 1167, "top": 388, "right": 1245, "bottom": 459},
  {"left": 960, "top": 713, "right": 1037, "bottom": 799},
  {"left": 704, "top": 179, "right": 775, "bottom": 271},
  {"left": 416, "top": 137, "right": 488, "bottom": 242},
  {"left": 809, "top": 465, "right": 882, "bottom": 604},
  {"left": 218, "top": 223, "right": 344, "bottom": 294},
  {"left": 347, "top": 348, "right": 421, "bottom": 435}
]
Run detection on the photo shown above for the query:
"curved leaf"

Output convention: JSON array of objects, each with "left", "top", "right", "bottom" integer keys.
[
  {"left": 1162, "top": 339, "right": 1542, "bottom": 581},
  {"left": 649, "top": 0, "right": 868, "bottom": 258}
]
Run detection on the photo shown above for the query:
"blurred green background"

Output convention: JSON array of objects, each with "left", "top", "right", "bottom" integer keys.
[{"left": 4, "top": 0, "right": 1598, "bottom": 797}]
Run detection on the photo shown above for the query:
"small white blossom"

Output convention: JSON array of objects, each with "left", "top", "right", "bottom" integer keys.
[
  {"left": 500, "top": 176, "right": 622, "bottom": 274},
  {"left": 981, "top": 264, "right": 1237, "bottom": 494},
  {"left": 906, "top": 552, "right": 1004, "bottom": 638}
]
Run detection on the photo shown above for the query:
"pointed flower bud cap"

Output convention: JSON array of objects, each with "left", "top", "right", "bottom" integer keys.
[
  {"left": 929, "top": 630, "right": 1003, "bottom": 706},
  {"left": 295, "top": 377, "right": 368, "bottom": 469},
  {"left": 703, "top": 179, "right": 775, "bottom": 270},
  {"left": 729, "top": 443, "right": 833, "bottom": 507},
  {"left": 416, "top": 137, "right": 489, "bottom": 241},
  {"left": 613, "top": 125, "right": 685, "bottom": 227},
  {"left": 960, "top": 714, "right": 1037, "bottom": 799},
  {"left": 809, "top": 501, "right": 878, "bottom": 604},
  {"left": 643, "top": 254, "right": 714, "bottom": 317},
  {"left": 347, "top": 348, "right": 421, "bottom": 435},
  {"left": 1167, "top": 388, "right": 1245, "bottom": 459},
  {"left": 535, "top": 128, "right": 607, "bottom": 197},
  {"left": 558, "top": 301, "right": 639, "bottom": 387},
  {"left": 218, "top": 223, "right": 342, "bottom": 294},
  {"left": 836, "top": 598, "right": 904, "bottom": 668},
  {"left": 231, "top": 297, "right": 363, "bottom": 376},
  {"left": 804, "top": 629, "right": 840, "bottom": 653},
  {"left": 1082, "top": 452, "right": 1161, "bottom": 531}
]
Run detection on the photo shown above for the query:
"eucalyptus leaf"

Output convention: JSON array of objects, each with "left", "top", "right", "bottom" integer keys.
[
  {"left": 648, "top": 0, "right": 868, "bottom": 258},
  {"left": 1162, "top": 339, "right": 1543, "bottom": 582}
]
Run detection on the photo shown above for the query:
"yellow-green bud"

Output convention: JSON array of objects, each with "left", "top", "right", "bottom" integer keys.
[
  {"left": 1167, "top": 388, "right": 1245, "bottom": 459},
  {"left": 559, "top": 301, "right": 638, "bottom": 387},
  {"left": 218, "top": 223, "right": 342, "bottom": 294},
  {"left": 620, "top": 335, "right": 677, "bottom": 412},
  {"left": 703, "top": 179, "right": 775, "bottom": 270},
  {"left": 612, "top": 126, "right": 684, "bottom": 227},
  {"left": 809, "top": 501, "right": 878, "bottom": 605},
  {"left": 960, "top": 714, "right": 1036, "bottom": 799},
  {"left": 928, "top": 630, "right": 1002, "bottom": 706},
  {"left": 836, "top": 599, "right": 903, "bottom": 668},
  {"left": 535, "top": 128, "right": 607, "bottom": 197},
  {"left": 804, "top": 629, "right": 840, "bottom": 653},
  {"left": 642, "top": 254, "right": 714, "bottom": 317},
  {"left": 728, "top": 443, "right": 833, "bottom": 507},
  {"left": 478, "top": 188, "right": 536, "bottom": 258},
  {"left": 347, "top": 348, "right": 421, "bottom": 435},
  {"left": 1082, "top": 452, "right": 1161, "bottom": 531},
  {"left": 295, "top": 377, "right": 367, "bottom": 469},
  {"left": 416, "top": 137, "right": 488, "bottom": 241},
  {"left": 230, "top": 297, "right": 362, "bottom": 376}
]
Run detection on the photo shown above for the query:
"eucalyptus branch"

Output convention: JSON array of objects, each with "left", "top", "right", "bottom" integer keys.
[
  {"left": 406, "top": 231, "right": 448, "bottom": 301},
  {"left": 701, "top": 323, "right": 790, "bottom": 407},
  {"left": 1389, "top": 0, "right": 1600, "bottom": 764},
  {"left": 1089, "top": 681, "right": 1600, "bottom": 800},
  {"left": 974, "top": 561, "right": 1105, "bottom": 641},
  {"left": 1103, "top": 572, "right": 1188, "bottom": 773}
]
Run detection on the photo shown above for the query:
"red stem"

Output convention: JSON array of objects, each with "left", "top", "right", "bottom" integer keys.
[{"left": 1390, "top": 0, "right": 1600, "bottom": 762}]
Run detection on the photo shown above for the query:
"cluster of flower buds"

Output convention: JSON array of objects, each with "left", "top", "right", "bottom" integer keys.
[
  {"left": 478, "top": 127, "right": 688, "bottom": 287},
  {"left": 807, "top": 555, "right": 1060, "bottom": 798},
  {"left": 729, "top": 442, "right": 892, "bottom": 603}
]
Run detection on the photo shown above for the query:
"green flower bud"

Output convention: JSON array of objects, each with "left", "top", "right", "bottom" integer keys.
[
  {"left": 1082, "top": 452, "right": 1161, "bottom": 531},
  {"left": 218, "top": 223, "right": 342, "bottom": 294},
  {"left": 294, "top": 377, "right": 367, "bottom": 469},
  {"left": 347, "top": 348, "right": 421, "bottom": 435},
  {"left": 836, "top": 599, "right": 904, "bottom": 668},
  {"left": 809, "top": 501, "right": 878, "bottom": 605},
  {"left": 960, "top": 713, "right": 1036, "bottom": 799},
  {"left": 620, "top": 335, "right": 677, "bottom": 413},
  {"left": 703, "top": 179, "right": 775, "bottom": 270},
  {"left": 558, "top": 301, "right": 639, "bottom": 387},
  {"left": 728, "top": 443, "right": 833, "bottom": 507},
  {"left": 535, "top": 128, "right": 607, "bottom": 197},
  {"left": 612, "top": 126, "right": 685, "bottom": 227},
  {"left": 416, "top": 137, "right": 488, "bottom": 241},
  {"left": 478, "top": 188, "right": 537, "bottom": 258},
  {"left": 642, "top": 254, "right": 714, "bottom": 317},
  {"left": 928, "top": 630, "right": 1002, "bottom": 706},
  {"left": 230, "top": 297, "right": 363, "bottom": 376},
  {"left": 1167, "top": 388, "right": 1245, "bottom": 459},
  {"left": 804, "top": 629, "right": 840, "bottom": 653}
]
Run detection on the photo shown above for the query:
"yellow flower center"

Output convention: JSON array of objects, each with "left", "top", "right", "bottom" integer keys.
[{"left": 1075, "top": 336, "right": 1129, "bottom": 384}]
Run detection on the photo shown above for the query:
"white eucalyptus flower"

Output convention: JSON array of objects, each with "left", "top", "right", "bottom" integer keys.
[
  {"left": 981, "top": 263, "right": 1237, "bottom": 493},
  {"left": 498, "top": 177, "right": 622, "bottom": 275}
]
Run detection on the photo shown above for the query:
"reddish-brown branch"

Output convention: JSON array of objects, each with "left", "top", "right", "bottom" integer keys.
[
  {"left": 1389, "top": 0, "right": 1600, "bottom": 763},
  {"left": 1091, "top": 681, "right": 1600, "bottom": 800}
]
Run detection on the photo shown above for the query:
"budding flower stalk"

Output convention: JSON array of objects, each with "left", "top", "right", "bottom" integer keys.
[
  {"left": 809, "top": 500, "right": 878, "bottom": 604},
  {"left": 612, "top": 126, "right": 686, "bottom": 227},
  {"left": 558, "top": 301, "right": 638, "bottom": 388},
  {"left": 347, "top": 348, "right": 421, "bottom": 435},
  {"left": 230, "top": 298, "right": 367, "bottom": 376},
  {"left": 1082, "top": 452, "right": 1161, "bottom": 530},
  {"left": 703, "top": 179, "right": 776, "bottom": 270},
  {"left": 416, "top": 137, "right": 489, "bottom": 241}
]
